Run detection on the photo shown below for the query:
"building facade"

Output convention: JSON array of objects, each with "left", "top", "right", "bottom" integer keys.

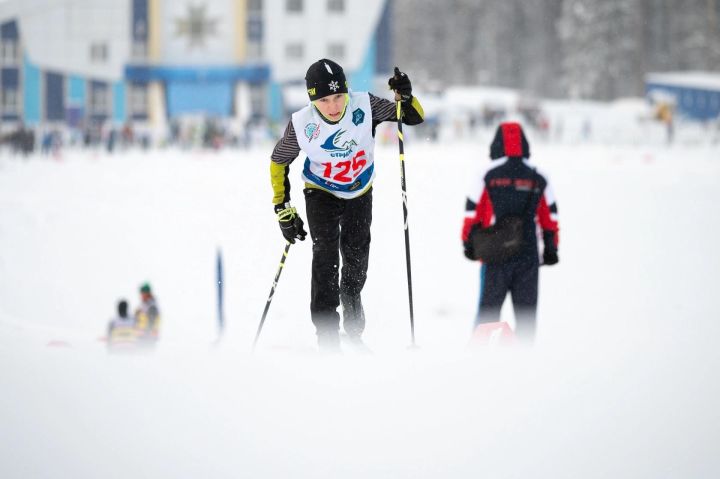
[
  {"left": 0, "top": 0, "right": 130, "bottom": 129},
  {"left": 0, "top": 0, "right": 391, "bottom": 133}
]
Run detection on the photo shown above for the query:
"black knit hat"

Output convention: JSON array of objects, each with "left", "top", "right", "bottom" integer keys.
[
  {"left": 117, "top": 299, "right": 128, "bottom": 317},
  {"left": 305, "top": 59, "right": 348, "bottom": 101},
  {"left": 490, "top": 122, "right": 531, "bottom": 159}
]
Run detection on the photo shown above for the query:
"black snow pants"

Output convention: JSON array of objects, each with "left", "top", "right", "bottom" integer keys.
[
  {"left": 304, "top": 187, "right": 372, "bottom": 335},
  {"left": 476, "top": 255, "right": 539, "bottom": 342}
]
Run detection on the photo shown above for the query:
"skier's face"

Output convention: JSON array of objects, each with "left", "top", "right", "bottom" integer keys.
[{"left": 314, "top": 94, "right": 347, "bottom": 121}]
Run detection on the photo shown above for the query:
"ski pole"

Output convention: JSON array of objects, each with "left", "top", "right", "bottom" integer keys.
[
  {"left": 393, "top": 67, "right": 416, "bottom": 347},
  {"left": 252, "top": 242, "right": 292, "bottom": 351}
]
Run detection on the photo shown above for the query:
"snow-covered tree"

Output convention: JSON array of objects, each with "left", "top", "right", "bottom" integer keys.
[{"left": 393, "top": 0, "right": 719, "bottom": 100}]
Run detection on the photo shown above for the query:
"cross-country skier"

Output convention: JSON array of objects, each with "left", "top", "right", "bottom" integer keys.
[
  {"left": 269, "top": 59, "right": 424, "bottom": 352},
  {"left": 462, "top": 122, "right": 559, "bottom": 343}
]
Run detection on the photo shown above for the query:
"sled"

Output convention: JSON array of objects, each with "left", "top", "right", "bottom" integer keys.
[{"left": 470, "top": 321, "right": 516, "bottom": 347}]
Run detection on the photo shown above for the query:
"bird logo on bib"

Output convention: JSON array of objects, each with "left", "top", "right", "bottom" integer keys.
[{"left": 293, "top": 92, "right": 376, "bottom": 199}]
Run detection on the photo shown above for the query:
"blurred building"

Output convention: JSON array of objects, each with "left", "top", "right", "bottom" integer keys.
[
  {"left": 645, "top": 72, "right": 720, "bottom": 122},
  {"left": 0, "top": 0, "right": 391, "bottom": 134}
]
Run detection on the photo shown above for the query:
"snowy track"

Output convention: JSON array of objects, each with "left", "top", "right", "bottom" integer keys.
[{"left": 1, "top": 141, "right": 719, "bottom": 477}]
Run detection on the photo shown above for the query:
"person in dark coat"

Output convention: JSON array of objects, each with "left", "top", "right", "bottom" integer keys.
[{"left": 462, "top": 122, "right": 560, "bottom": 343}]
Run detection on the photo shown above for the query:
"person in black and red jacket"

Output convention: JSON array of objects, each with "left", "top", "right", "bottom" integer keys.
[{"left": 461, "top": 122, "right": 559, "bottom": 343}]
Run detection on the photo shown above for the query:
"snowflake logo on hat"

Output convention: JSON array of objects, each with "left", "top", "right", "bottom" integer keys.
[{"left": 329, "top": 80, "right": 340, "bottom": 92}]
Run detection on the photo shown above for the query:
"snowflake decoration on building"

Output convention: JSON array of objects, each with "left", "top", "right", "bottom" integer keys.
[
  {"left": 174, "top": 4, "right": 219, "bottom": 49},
  {"left": 328, "top": 80, "right": 340, "bottom": 92}
]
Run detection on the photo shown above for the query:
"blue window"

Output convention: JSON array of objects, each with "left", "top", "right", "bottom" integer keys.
[{"left": 45, "top": 72, "right": 65, "bottom": 121}]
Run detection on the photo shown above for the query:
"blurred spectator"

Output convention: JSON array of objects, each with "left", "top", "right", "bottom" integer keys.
[
  {"left": 581, "top": 118, "right": 592, "bottom": 141},
  {"left": 537, "top": 113, "right": 550, "bottom": 140},
  {"left": 106, "top": 128, "right": 117, "bottom": 154},
  {"left": 121, "top": 122, "right": 134, "bottom": 148},
  {"left": 107, "top": 299, "right": 137, "bottom": 349},
  {"left": 482, "top": 104, "right": 507, "bottom": 127},
  {"left": 655, "top": 102, "right": 674, "bottom": 145},
  {"left": 40, "top": 129, "right": 62, "bottom": 157},
  {"left": 135, "top": 282, "right": 160, "bottom": 344},
  {"left": 4, "top": 124, "right": 36, "bottom": 156}
]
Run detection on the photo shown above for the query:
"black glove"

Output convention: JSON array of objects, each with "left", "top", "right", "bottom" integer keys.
[
  {"left": 543, "top": 249, "right": 559, "bottom": 266},
  {"left": 542, "top": 230, "right": 558, "bottom": 266},
  {"left": 388, "top": 67, "right": 413, "bottom": 103},
  {"left": 275, "top": 203, "right": 307, "bottom": 244},
  {"left": 464, "top": 241, "right": 475, "bottom": 260}
]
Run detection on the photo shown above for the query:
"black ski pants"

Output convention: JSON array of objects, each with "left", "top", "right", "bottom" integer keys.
[
  {"left": 304, "top": 187, "right": 372, "bottom": 333},
  {"left": 476, "top": 256, "right": 539, "bottom": 342}
]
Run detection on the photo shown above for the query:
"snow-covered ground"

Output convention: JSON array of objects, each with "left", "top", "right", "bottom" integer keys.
[{"left": 1, "top": 128, "right": 719, "bottom": 477}]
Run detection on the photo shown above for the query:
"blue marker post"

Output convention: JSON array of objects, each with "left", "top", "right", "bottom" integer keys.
[{"left": 216, "top": 248, "right": 225, "bottom": 338}]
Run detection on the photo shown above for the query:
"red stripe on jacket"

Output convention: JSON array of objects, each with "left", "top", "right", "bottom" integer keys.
[
  {"left": 536, "top": 193, "right": 559, "bottom": 248},
  {"left": 462, "top": 188, "right": 494, "bottom": 242}
]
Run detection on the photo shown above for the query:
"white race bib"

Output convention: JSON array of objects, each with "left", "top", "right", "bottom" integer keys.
[{"left": 292, "top": 92, "right": 375, "bottom": 199}]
